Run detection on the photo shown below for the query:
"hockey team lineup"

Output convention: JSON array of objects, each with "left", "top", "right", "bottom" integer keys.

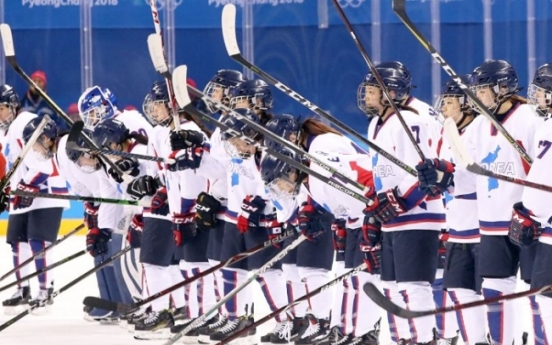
[{"left": 0, "top": 0, "right": 551, "bottom": 345}]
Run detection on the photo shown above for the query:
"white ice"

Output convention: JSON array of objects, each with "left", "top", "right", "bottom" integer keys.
[{"left": 0, "top": 236, "right": 537, "bottom": 345}]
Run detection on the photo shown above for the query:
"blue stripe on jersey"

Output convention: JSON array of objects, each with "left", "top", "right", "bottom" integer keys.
[
  {"left": 454, "top": 192, "right": 477, "bottom": 200},
  {"left": 479, "top": 220, "right": 511, "bottom": 232},
  {"left": 385, "top": 212, "right": 445, "bottom": 228},
  {"left": 401, "top": 183, "right": 427, "bottom": 210},
  {"left": 180, "top": 198, "right": 196, "bottom": 214},
  {"left": 449, "top": 228, "right": 480, "bottom": 239},
  {"left": 51, "top": 187, "right": 68, "bottom": 194},
  {"left": 28, "top": 172, "right": 49, "bottom": 186}
]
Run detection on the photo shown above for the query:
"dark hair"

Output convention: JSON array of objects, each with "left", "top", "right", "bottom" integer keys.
[
  {"left": 300, "top": 118, "right": 341, "bottom": 136},
  {"left": 258, "top": 111, "right": 273, "bottom": 126},
  {"left": 510, "top": 94, "right": 527, "bottom": 104},
  {"left": 398, "top": 103, "right": 419, "bottom": 115},
  {"left": 128, "top": 131, "right": 149, "bottom": 146}
]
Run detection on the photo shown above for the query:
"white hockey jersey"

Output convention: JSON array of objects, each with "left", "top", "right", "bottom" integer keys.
[
  {"left": 367, "top": 110, "right": 445, "bottom": 232},
  {"left": 1, "top": 112, "right": 69, "bottom": 214},
  {"left": 468, "top": 103, "right": 542, "bottom": 236},
  {"left": 407, "top": 97, "right": 442, "bottom": 150},
  {"left": 438, "top": 124, "right": 480, "bottom": 243},
  {"left": 521, "top": 118, "right": 552, "bottom": 245}
]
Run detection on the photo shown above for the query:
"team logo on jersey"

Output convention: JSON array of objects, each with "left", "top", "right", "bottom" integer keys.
[
  {"left": 371, "top": 153, "right": 395, "bottom": 192},
  {"left": 480, "top": 145, "right": 516, "bottom": 191},
  {"left": 337, "top": 0, "right": 365, "bottom": 8},
  {"left": 228, "top": 159, "right": 255, "bottom": 186}
]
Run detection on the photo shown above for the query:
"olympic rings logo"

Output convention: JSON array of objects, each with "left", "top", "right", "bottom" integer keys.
[
  {"left": 145, "top": 0, "right": 184, "bottom": 11},
  {"left": 337, "top": 0, "right": 365, "bottom": 8}
]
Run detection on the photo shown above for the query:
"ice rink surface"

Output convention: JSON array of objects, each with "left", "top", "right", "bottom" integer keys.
[{"left": 0, "top": 236, "right": 538, "bottom": 345}]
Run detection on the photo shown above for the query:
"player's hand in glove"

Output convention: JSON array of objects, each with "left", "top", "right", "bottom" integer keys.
[
  {"left": 331, "top": 219, "right": 347, "bottom": 253},
  {"left": 363, "top": 188, "right": 407, "bottom": 224},
  {"left": 167, "top": 147, "right": 204, "bottom": 171},
  {"left": 108, "top": 157, "right": 140, "bottom": 183},
  {"left": 0, "top": 188, "right": 9, "bottom": 214},
  {"left": 169, "top": 130, "right": 205, "bottom": 151},
  {"left": 359, "top": 242, "right": 381, "bottom": 274},
  {"left": 415, "top": 158, "right": 455, "bottom": 197},
  {"left": 127, "top": 175, "right": 160, "bottom": 200},
  {"left": 438, "top": 230, "right": 449, "bottom": 269},
  {"left": 195, "top": 192, "right": 222, "bottom": 231},
  {"left": 86, "top": 228, "right": 111, "bottom": 257},
  {"left": 127, "top": 214, "right": 143, "bottom": 248},
  {"left": 509, "top": 202, "right": 542, "bottom": 247},
  {"left": 173, "top": 213, "right": 197, "bottom": 246},
  {"left": 13, "top": 181, "right": 39, "bottom": 210},
  {"left": 150, "top": 187, "right": 169, "bottom": 216},
  {"left": 297, "top": 201, "right": 326, "bottom": 240},
  {"left": 83, "top": 202, "right": 99, "bottom": 229},
  {"left": 265, "top": 215, "right": 284, "bottom": 249},
  {"left": 237, "top": 195, "right": 266, "bottom": 233},
  {"left": 361, "top": 216, "right": 382, "bottom": 247}
]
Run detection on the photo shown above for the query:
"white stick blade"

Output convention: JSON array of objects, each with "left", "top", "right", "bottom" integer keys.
[
  {"left": 0, "top": 24, "right": 15, "bottom": 57},
  {"left": 147, "top": 34, "right": 168, "bottom": 74},
  {"left": 442, "top": 117, "right": 475, "bottom": 168},
  {"left": 173, "top": 65, "right": 192, "bottom": 109},
  {"left": 222, "top": 4, "right": 240, "bottom": 57}
]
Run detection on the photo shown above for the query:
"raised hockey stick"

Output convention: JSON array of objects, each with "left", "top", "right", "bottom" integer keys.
[
  {"left": 0, "top": 246, "right": 131, "bottom": 332},
  {"left": 442, "top": 118, "right": 552, "bottom": 193},
  {"left": 82, "top": 228, "right": 296, "bottom": 313},
  {"left": 172, "top": 66, "right": 374, "bottom": 205},
  {"left": 0, "top": 23, "right": 129, "bottom": 179},
  {"left": 67, "top": 121, "right": 174, "bottom": 164},
  {"left": 0, "top": 116, "right": 48, "bottom": 192},
  {"left": 163, "top": 234, "right": 309, "bottom": 345},
  {"left": 10, "top": 190, "right": 141, "bottom": 205},
  {"left": 221, "top": 4, "right": 417, "bottom": 177},
  {"left": 363, "top": 281, "right": 552, "bottom": 319},
  {"left": 392, "top": 0, "right": 533, "bottom": 166},
  {"left": 0, "top": 249, "right": 87, "bottom": 293},
  {"left": 0, "top": 223, "right": 85, "bottom": 282},
  {"left": 215, "top": 263, "right": 367, "bottom": 345},
  {"left": 331, "top": 0, "right": 425, "bottom": 161}
]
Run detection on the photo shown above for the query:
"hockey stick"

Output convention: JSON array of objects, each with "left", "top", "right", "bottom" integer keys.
[
  {"left": 442, "top": 118, "right": 552, "bottom": 193},
  {"left": 363, "top": 281, "right": 552, "bottom": 319},
  {"left": 392, "top": 0, "right": 532, "bottom": 166},
  {"left": 331, "top": 0, "right": 425, "bottom": 161},
  {"left": 10, "top": 190, "right": 140, "bottom": 205},
  {"left": 163, "top": 234, "right": 309, "bottom": 345},
  {"left": 172, "top": 66, "right": 374, "bottom": 205},
  {"left": 67, "top": 121, "right": 174, "bottom": 164},
  {"left": 0, "top": 223, "right": 85, "bottom": 282},
  {"left": 0, "top": 116, "right": 48, "bottom": 192},
  {"left": 0, "top": 249, "right": 87, "bottom": 293},
  {"left": 0, "top": 24, "right": 129, "bottom": 179},
  {"left": 146, "top": 34, "right": 181, "bottom": 131},
  {"left": 82, "top": 228, "right": 296, "bottom": 313},
  {"left": 220, "top": 4, "right": 417, "bottom": 177},
  {"left": 215, "top": 263, "right": 367, "bottom": 345},
  {"left": 0, "top": 246, "right": 131, "bottom": 332}
]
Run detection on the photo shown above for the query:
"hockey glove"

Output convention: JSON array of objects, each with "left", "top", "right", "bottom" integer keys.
[
  {"left": 509, "top": 202, "right": 542, "bottom": 247},
  {"left": 169, "top": 130, "right": 205, "bottom": 151},
  {"left": 363, "top": 188, "right": 407, "bottom": 224},
  {"left": 127, "top": 175, "right": 160, "bottom": 200},
  {"left": 297, "top": 201, "right": 326, "bottom": 240},
  {"left": 86, "top": 228, "right": 111, "bottom": 257},
  {"left": 438, "top": 230, "right": 449, "bottom": 269},
  {"left": 0, "top": 188, "right": 9, "bottom": 214},
  {"left": 150, "top": 187, "right": 169, "bottom": 216},
  {"left": 108, "top": 157, "right": 140, "bottom": 183},
  {"left": 167, "top": 147, "right": 204, "bottom": 172},
  {"left": 331, "top": 219, "right": 347, "bottom": 253},
  {"left": 13, "top": 181, "right": 39, "bottom": 210},
  {"left": 359, "top": 242, "right": 381, "bottom": 274},
  {"left": 83, "top": 202, "right": 99, "bottom": 229},
  {"left": 361, "top": 216, "right": 382, "bottom": 247},
  {"left": 195, "top": 192, "right": 222, "bottom": 232},
  {"left": 237, "top": 195, "right": 266, "bottom": 233},
  {"left": 127, "top": 214, "right": 143, "bottom": 248},
  {"left": 173, "top": 213, "right": 198, "bottom": 247},
  {"left": 415, "top": 158, "right": 455, "bottom": 197}
]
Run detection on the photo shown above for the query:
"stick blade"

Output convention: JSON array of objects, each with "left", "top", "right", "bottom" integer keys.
[
  {"left": 442, "top": 117, "right": 475, "bottom": 169},
  {"left": 82, "top": 296, "right": 135, "bottom": 314},
  {"left": 392, "top": 0, "right": 405, "bottom": 12},
  {"left": 0, "top": 24, "right": 14, "bottom": 57},
  {"left": 222, "top": 4, "right": 240, "bottom": 57},
  {"left": 147, "top": 34, "right": 168, "bottom": 74},
  {"left": 173, "top": 65, "right": 192, "bottom": 109},
  {"left": 363, "top": 282, "right": 420, "bottom": 318}
]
